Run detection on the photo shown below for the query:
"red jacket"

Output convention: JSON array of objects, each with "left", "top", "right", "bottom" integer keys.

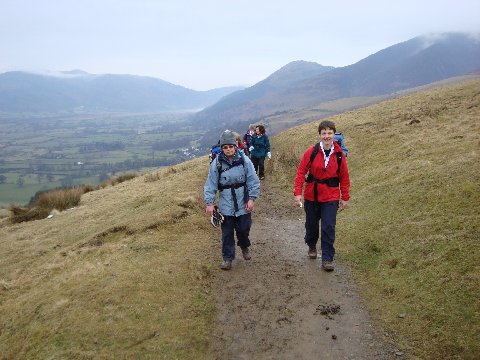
[{"left": 294, "top": 142, "right": 350, "bottom": 202}]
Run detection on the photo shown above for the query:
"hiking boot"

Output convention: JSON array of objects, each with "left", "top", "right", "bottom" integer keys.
[
  {"left": 322, "top": 260, "right": 334, "bottom": 272},
  {"left": 220, "top": 260, "right": 232, "bottom": 270},
  {"left": 308, "top": 247, "right": 317, "bottom": 259},
  {"left": 241, "top": 247, "right": 251, "bottom": 260}
]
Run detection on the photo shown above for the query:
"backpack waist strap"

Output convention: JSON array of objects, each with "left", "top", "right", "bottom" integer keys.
[
  {"left": 306, "top": 175, "right": 339, "bottom": 204},
  {"left": 305, "top": 174, "right": 339, "bottom": 187},
  {"left": 218, "top": 182, "right": 246, "bottom": 191},
  {"left": 219, "top": 182, "right": 248, "bottom": 212}
]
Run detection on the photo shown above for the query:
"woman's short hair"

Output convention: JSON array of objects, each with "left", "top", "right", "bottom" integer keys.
[
  {"left": 318, "top": 120, "right": 336, "bottom": 134},
  {"left": 256, "top": 125, "right": 266, "bottom": 135}
]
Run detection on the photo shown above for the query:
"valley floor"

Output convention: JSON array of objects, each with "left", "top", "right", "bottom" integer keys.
[{"left": 209, "top": 184, "right": 399, "bottom": 359}]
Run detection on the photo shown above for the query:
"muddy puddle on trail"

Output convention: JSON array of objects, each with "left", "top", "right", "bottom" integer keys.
[{"left": 208, "top": 185, "right": 399, "bottom": 360}]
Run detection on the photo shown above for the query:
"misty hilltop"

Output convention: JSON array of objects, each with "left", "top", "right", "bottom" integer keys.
[
  {"left": 1, "top": 32, "right": 479, "bottom": 120},
  {"left": 194, "top": 32, "right": 480, "bottom": 127},
  {"left": 0, "top": 71, "right": 244, "bottom": 113}
]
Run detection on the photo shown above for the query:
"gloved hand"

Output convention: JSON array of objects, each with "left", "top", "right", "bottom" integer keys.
[
  {"left": 267, "top": 152, "right": 271, "bottom": 160},
  {"left": 249, "top": 146, "right": 254, "bottom": 152}
]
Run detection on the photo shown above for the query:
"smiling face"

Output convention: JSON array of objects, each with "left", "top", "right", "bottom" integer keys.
[{"left": 320, "top": 127, "right": 335, "bottom": 149}]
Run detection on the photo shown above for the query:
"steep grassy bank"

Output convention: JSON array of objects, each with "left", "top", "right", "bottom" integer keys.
[
  {"left": 0, "top": 162, "right": 216, "bottom": 358},
  {"left": 268, "top": 79, "right": 480, "bottom": 359}
]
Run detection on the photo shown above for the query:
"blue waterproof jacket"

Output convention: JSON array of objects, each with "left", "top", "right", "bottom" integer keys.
[
  {"left": 250, "top": 134, "right": 270, "bottom": 158},
  {"left": 204, "top": 150, "right": 260, "bottom": 217}
]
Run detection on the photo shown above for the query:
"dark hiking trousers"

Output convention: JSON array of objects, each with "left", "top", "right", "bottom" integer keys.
[
  {"left": 304, "top": 199, "right": 339, "bottom": 261},
  {"left": 251, "top": 156, "right": 265, "bottom": 178},
  {"left": 221, "top": 213, "right": 252, "bottom": 261}
]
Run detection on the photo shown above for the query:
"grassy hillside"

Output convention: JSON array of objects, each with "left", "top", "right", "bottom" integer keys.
[
  {"left": 269, "top": 79, "right": 480, "bottom": 359},
  {"left": 0, "top": 163, "right": 216, "bottom": 358},
  {"left": 0, "top": 79, "right": 478, "bottom": 359}
]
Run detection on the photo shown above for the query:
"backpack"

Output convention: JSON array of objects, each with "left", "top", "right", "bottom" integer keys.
[
  {"left": 215, "top": 152, "right": 248, "bottom": 212},
  {"left": 209, "top": 142, "right": 222, "bottom": 164},
  {"left": 306, "top": 143, "right": 343, "bottom": 203},
  {"left": 333, "top": 132, "right": 348, "bottom": 157}
]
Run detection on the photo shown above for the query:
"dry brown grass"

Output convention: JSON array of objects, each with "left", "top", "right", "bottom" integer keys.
[
  {"left": 268, "top": 79, "right": 480, "bottom": 359},
  {"left": 9, "top": 173, "right": 139, "bottom": 223},
  {"left": 35, "top": 187, "right": 84, "bottom": 211},
  {"left": 9, "top": 187, "right": 83, "bottom": 223}
]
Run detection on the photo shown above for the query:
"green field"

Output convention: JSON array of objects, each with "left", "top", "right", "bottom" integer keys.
[{"left": 0, "top": 112, "right": 204, "bottom": 206}]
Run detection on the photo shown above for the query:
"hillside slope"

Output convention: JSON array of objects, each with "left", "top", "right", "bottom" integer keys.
[
  {"left": 269, "top": 79, "right": 480, "bottom": 359},
  {"left": 194, "top": 61, "right": 334, "bottom": 127},
  {"left": 0, "top": 163, "right": 216, "bottom": 358},
  {"left": 0, "top": 79, "right": 478, "bottom": 359}
]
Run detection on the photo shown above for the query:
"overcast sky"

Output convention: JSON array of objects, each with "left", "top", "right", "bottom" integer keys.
[{"left": 1, "top": 0, "right": 479, "bottom": 90}]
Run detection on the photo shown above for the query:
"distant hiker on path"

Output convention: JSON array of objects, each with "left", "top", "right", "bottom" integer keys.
[
  {"left": 234, "top": 132, "right": 245, "bottom": 152},
  {"left": 204, "top": 130, "right": 261, "bottom": 270},
  {"left": 243, "top": 124, "right": 255, "bottom": 157},
  {"left": 293, "top": 120, "right": 350, "bottom": 271},
  {"left": 249, "top": 125, "right": 271, "bottom": 180}
]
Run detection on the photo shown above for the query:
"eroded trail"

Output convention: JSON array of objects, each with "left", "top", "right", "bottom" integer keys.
[{"left": 209, "top": 184, "right": 396, "bottom": 359}]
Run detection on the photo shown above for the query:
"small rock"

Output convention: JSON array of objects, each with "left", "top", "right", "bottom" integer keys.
[
  {"left": 331, "top": 334, "right": 337, "bottom": 340},
  {"left": 395, "top": 351, "right": 404, "bottom": 356},
  {"left": 398, "top": 313, "right": 406, "bottom": 318},
  {"left": 326, "top": 326, "right": 330, "bottom": 331}
]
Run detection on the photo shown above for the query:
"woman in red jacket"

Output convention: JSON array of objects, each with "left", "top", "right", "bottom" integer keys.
[{"left": 294, "top": 120, "right": 350, "bottom": 271}]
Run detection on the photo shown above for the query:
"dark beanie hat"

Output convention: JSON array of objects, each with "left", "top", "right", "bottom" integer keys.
[{"left": 220, "top": 130, "right": 236, "bottom": 146}]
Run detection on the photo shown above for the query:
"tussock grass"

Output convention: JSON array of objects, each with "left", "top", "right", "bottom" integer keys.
[
  {"left": 9, "top": 187, "right": 83, "bottom": 223},
  {"left": 35, "top": 187, "right": 84, "bottom": 211},
  {"left": 9, "top": 173, "right": 139, "bottom": 223},
  {"left": 268, "top": 79, "right": 480, "bottom": 359}
]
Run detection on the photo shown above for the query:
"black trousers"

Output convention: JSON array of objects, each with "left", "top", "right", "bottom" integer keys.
[
  {"left": 251, "top": 156, "right": 265, "bottom": 177},
  {"left": 221, "top": 213, "right": 252, "bottom": 261}
]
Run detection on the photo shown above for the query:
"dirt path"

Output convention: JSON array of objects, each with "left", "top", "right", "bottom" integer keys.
[{"left": 209, "top": 184, "right": 398, "bottom": 359}]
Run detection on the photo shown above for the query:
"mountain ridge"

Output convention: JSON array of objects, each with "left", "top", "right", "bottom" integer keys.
[
  {"left": 0, "top": 71, "right": 244, "bottom": 113},
  {"left": 193, "top": 32, "right": 480, "bottom": 129}
]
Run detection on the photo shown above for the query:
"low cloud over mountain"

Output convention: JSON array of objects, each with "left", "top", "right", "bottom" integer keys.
[{"left": 194, "top": 32, "right": 480, "bottom": 128}]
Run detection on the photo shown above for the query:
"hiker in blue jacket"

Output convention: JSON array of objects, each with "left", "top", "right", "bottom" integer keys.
[
  {"left": 249, "top": 124, "right": 271, "bottom": 180},
  {"left": 204, "top": 130, "right": 261, "bottom": 270}
]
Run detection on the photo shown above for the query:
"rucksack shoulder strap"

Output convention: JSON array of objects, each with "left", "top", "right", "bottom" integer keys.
[
  {"left": 216, "top": 152, "right": 247, "bottom": 183},
  {"left": 308, "top": 143, "right": 342, "bottom": 174},
  {"left": 309, "top": 143, "right": 320, "bottom": 165},
  {"left": 336, "top": 151, "right": 342, "bottom": 175}
]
